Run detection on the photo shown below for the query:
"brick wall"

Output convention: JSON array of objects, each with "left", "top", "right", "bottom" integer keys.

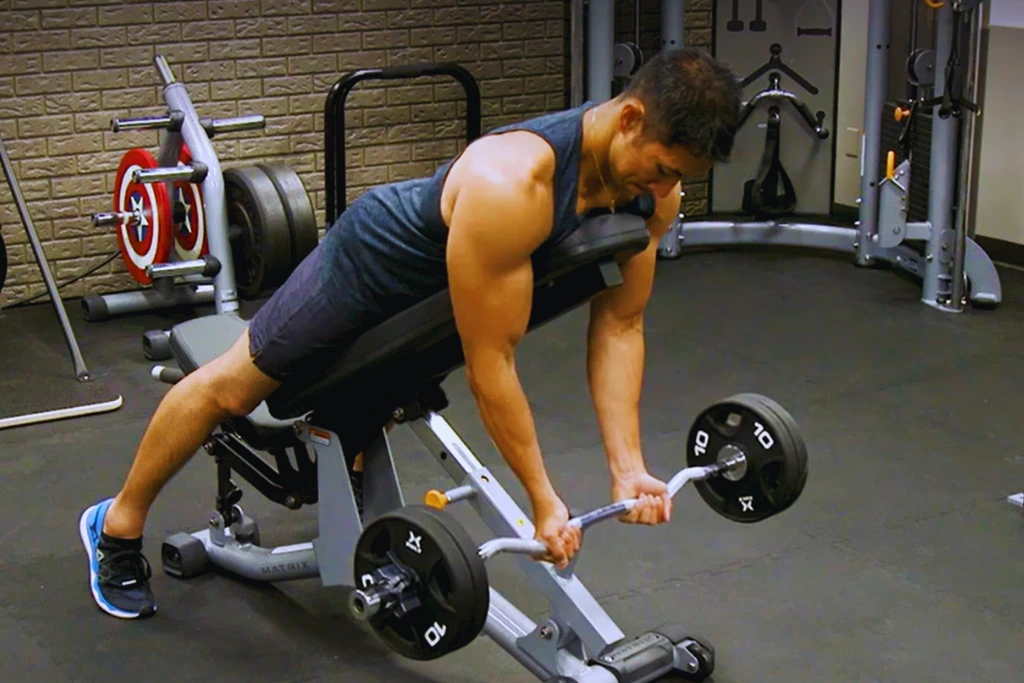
[{"left": 0, "top": 0, "right": 710, "bottom": 310}]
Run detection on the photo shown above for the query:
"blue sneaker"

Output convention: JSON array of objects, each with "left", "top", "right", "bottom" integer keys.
[{"left": 79, "top": 499, "right": 156, "bottom": 619}]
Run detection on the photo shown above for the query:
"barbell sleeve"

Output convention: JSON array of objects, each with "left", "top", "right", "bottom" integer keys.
[
  {"left": 349, "top": 587, "right": 384, "bottom": 621},
  {"left": 92, "top": 211, "right": 135, "bottom": 228},
  {"left": 110, "top": 111, "right": 184, "bottom": 133},
  {"left": 132, "top": 162, "right": 207, "bottom": 185},
  {"left": 209, "top": 115, "right": 266, "bottom": 135},
  {"left": 145, "top": 255, "right": 221, "bottom": 280}
]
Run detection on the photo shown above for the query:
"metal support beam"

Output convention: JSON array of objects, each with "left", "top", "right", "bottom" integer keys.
[
  {"left": 857, "top": 0, "right": 891, "bottom": 267},
  {"left": 661, "top": 0, "right": 685, "bottom": 51},
  {"left": 587, "top": 0, "right": 615, "bottom": 102},
  {"left": 922, "top": 4, "right": 957, "bottom": 309}
]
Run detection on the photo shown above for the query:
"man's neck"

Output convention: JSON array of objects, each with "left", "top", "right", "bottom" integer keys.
[{"left": 580, "top": 103, "right": 621, "bottom": 212}]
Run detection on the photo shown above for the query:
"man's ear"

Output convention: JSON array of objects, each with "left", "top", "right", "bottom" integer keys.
[{"left": 617, "top": 98, "right": 647, "bottom": 135}]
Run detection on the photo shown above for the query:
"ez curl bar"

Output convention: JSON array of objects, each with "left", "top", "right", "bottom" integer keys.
[
  {"left": 344, "top": 393, "right": 808, "bottom": 682},
  {"left": 350, "top": 448, "right": 751, "bottom": 620},
  {"left": 477, "top": 449, "right": 748, "bottom": 561}
]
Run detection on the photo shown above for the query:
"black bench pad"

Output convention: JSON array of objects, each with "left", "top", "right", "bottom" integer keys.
[
  {"left": 168, "top": 313, "right": 302, "bottom": 450},
  {"left": 169, "top": 212, "right": 651, "bottom": 448}
]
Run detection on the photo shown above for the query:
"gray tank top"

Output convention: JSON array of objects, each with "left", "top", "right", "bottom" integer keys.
[{"left": 321, "top": 101, "right": 594, "bottom": 318}]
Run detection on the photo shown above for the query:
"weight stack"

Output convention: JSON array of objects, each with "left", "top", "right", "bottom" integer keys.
[
  {"left": 880, "top": 102, "right": 932, "bottom": 223},
  {"left": 712, "top": 0, "right": 841, "bottom": 216}
]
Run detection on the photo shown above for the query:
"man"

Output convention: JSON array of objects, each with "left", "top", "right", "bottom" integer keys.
[{"left": 80, "top": 47, "right": 742, "bottom": 619}]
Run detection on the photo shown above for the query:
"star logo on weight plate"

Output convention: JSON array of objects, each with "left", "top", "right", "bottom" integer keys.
[
  {"left": 406, "top": 530, "right": 423, "bottom": 554},
  {"left": 130, "top": 193, "right": 149, "bottom": 242},
  {"left": 178, "top": 190, "right": 193, "bottom": 237}
]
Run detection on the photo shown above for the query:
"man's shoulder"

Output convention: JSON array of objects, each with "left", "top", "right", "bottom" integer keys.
[{"left": 460, "top": 131, "right": 557, "bottom": 187}]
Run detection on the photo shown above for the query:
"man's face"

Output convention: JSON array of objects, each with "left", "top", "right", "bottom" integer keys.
[{"left": 608, "top": 102, "right": 715, "bottom": 199}]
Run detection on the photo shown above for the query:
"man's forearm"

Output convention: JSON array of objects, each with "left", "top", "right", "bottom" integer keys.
[
  {"left": 587, "top": 316, "right": 646, "bottom": 478},
  {"left": 466, "top": 358, "right": 559, "bottom": 514}
]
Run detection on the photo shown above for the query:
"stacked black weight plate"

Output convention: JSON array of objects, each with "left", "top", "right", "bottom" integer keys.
[
  {"left": 225, "top": 164, "right": 319, "bottom": 300},
  {"left": 257, "top": 163, "right": 319, "bottom": 269},
  {"left": 686, "top": 393, "right": 808, "bottom": 523},
  {"left": 881, "top": 102, "right": 932, "bottom": 223},
  {"left": 734, "top": 393, "right": 809, "bottom": 503},
  {"left": 353, "top": 505, "right": 489, "bottom": 660},
  {"left": 225, "top": 166, "right": 294, "bottom": 300},
  {"left": 416, "top": 506, "right": 490, "bottom": 652}
]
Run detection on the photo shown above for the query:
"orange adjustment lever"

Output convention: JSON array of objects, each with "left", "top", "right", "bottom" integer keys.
[
  {"left": 886, "top": 151, "right": 896, "bottom": 181},
  {"left": 424, "top": 489, "right": 448, "bottom": 510},
  {"left": 894, "top": 107, "right": 911, "bottom": 122},
  {"left": 424, "top": 485, "right": 476, "bottom": 510}
]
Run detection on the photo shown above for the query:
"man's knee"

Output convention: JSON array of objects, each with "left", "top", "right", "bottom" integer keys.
[{"left": 193, "top": 329, "right": 280, "bottom": 418}]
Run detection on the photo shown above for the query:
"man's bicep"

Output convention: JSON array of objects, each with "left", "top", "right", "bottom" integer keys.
[{"left": 448, "top": 232, "right": 535, "bottom": 355}]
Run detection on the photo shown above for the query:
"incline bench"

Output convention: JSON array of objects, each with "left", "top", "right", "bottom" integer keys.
[{"left": 156, "top": 210, "right": 722, "bottom": 683}]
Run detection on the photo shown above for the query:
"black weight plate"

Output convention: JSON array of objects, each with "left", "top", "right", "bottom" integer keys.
[
  {"left": 414, "top": 505, "right": 490, "bottom": 651},
  {"left": 257, "top": 163, "right": 319, "bottom": 269},
  {"left": 759, "top": 395, "right": 809, "bottom": 496},
  {"left": 686, "top": 395, "right": 804, "bottom": 523},
  {"left": 354, "top": 506, "right": 488, "bottom": 660},
  {"left": 224, "top": 165, "right": 293, "bottom": 299},
  {"left": 413, "top": 506, "right": 490, "bottom": 652},
  {"left": 713, "top": 394, "right": 806, "bottom": 519},
  {"left": 714, "top": 393, "right": 806, "bottom": 519},
  {"left": 736, "top": 394, "right": 808, "bottom": 513},
  {"left": 356, "top": 506, "right": 487, "bottom": 658},
  {"left": 417, "top": 507, "right": 489, "bottom": 653}
]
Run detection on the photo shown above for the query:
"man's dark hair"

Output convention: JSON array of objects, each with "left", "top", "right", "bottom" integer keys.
[{"left": 621, "top": 47, "right": 743, "bottom": 163}]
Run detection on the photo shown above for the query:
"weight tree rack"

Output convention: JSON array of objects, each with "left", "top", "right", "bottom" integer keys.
[
  {"left": 81, "top": 55, "right": 261, "bottom": 327},
  {"left": 81, "top": 56, "right": 320, "bottom": 361}
]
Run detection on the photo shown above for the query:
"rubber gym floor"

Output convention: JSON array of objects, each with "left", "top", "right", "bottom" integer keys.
[{"left": 2, "top": 248, "right": 1023, "bottom": 683}]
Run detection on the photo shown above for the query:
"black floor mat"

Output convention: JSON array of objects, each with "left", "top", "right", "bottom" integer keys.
[
  {"left": 1, "top": 252, "right": 1023, "bottom": 683},
  {"left": 0, "top": 310, "right": 123, "bottom": 428}
]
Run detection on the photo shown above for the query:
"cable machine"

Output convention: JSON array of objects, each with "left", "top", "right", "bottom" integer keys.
[{"left": 572, "top": 0, "right": 1000, "bottom": 312}]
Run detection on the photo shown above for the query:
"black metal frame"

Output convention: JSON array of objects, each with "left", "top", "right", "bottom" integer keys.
[
  {"left": 322, "top": 62, "right": 482, "bottom": 228},
  {"left": 208, "top": 433, "right": 319, "bottom": 516}
]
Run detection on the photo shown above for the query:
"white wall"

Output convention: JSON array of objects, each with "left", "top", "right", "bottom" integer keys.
[
  {"left": 971, "top": 20, "right": 1024, "bottom": 244},
  {"left": 833, "top": 0, "right": 869, "bottom": 207},
  {"left": 988, "top": 0, "right": 1024, "bottom": 28}
]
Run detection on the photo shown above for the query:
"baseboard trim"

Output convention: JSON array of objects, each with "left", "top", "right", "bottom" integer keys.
[{"left": 975, "top": 235, "right": 1024, "bottom": 269}]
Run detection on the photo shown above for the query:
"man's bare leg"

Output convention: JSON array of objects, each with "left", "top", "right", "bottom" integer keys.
[{"left": 103, "top": 329, "right": 280, "bottom": 540}]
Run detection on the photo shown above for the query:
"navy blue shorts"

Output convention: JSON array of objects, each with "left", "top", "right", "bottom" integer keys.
[{"left": 247, "top": 243, "right": 375, "bottom": 382}]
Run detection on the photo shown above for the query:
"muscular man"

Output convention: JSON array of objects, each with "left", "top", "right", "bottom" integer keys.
[{"left": 80, "top": 47, "right": 742, "bottom": 619}]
